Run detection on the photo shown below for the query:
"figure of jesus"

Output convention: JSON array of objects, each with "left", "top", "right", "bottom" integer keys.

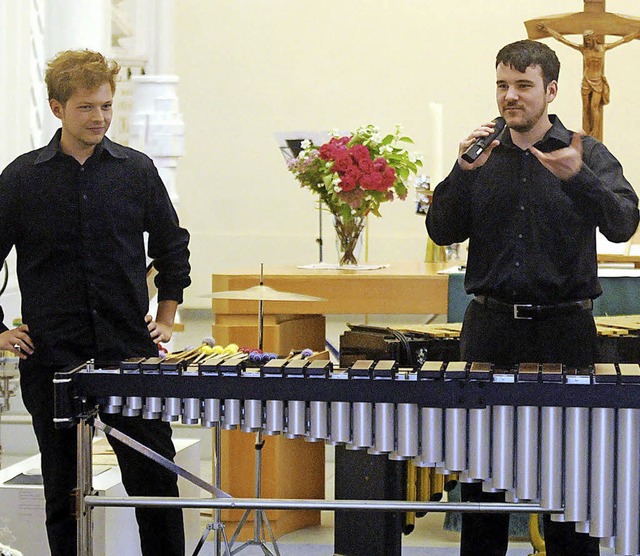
[{"left": 538, "top": 23, "right": 640, "bottom": 139}]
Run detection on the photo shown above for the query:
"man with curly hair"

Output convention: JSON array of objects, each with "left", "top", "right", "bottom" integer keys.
[{"left": 0, "top": 49, "right": 191, "bottom": 555}]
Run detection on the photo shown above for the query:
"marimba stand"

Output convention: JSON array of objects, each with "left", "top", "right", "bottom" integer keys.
[
  {"left": 191, "top": 424, "right": 232, "bottom": 556},
  {"left": 73, "top": 407, "right": 232, "bottom": 556},
  {"left": 227, "top": 430, "right": 280, "bottom": 556}
]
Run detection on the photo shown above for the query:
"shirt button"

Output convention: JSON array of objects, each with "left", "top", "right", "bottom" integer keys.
[
  {"left": 522, "top": 177, "right": 527, "bottom": 183},
  {"left": 515, "top": 262, "right": 520, "bottom": 267},
  {"left": 520, "top": 206, "right": 525, "bottom": 211},
  {"left": 518, "top": 233, "right": 523, "bottom": 239},
  {"left": 80, "top": 167, "right": 85, "bottom": 172},
  {"left": 82, "top": 194, "right": 88, "bottom": 201},
  {"left": 92, "top": 309, "right": 98, "bottom": 315}
]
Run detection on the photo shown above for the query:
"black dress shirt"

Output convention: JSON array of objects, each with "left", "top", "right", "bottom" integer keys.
[
  {"left": 0, "top": 130, "right": 191, "bottom": 368},
  {"left": 426, "top": 115, "right": 639, "bottom": 304}
]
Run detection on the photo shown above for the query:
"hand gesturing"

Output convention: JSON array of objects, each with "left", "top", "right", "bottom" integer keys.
[{"left": 530, "top": 132, "right": 583, "bottom": 181}]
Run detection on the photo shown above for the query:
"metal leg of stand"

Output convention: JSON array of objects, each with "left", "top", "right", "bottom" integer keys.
[
  {"left": 192, "top": 423, "right": 232, "bottom": 556},
  {"left": 228, "top": 431, "right": 280, "bottom": 556},
  {"left": 77, "top": 416, "right": 94, "bottom": 556},
  {"left": 192, "top": 521, "right": 231, "bottom": 556}
]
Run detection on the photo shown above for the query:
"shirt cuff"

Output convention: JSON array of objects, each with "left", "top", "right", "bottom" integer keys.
[
  {"left": 563, "top": 164, "right": 599, "bottom": 195},
  {"left": 157, "top": 289, "right": 184, "bottom": 305}
]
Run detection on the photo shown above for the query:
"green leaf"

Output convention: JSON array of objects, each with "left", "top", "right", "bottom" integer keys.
[
  {"left": 395, "top": 182, "right": 408, "bottom": 198},
  {"left": 339, "top": 205, "right": 351, "bottom": 219},
  {"left": 399, "top": 136, "right": 414, "bottom": 143}
]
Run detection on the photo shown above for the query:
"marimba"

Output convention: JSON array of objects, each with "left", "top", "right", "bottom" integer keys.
[
  {"left": 54, "top": 357, "right": 640, "bottom": 556},
  {"left": 342, "top": 315, "right": 640, "bottom": 366}
]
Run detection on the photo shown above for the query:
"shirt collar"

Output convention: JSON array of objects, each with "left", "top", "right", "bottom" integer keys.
[
  {"left": 541, "top": 115, "right": 573, "bottom": 148},
  {"left": 499, "top": 114, "right": 573, "bottom": 151},
  {"left": 34, "top": 129, "right": 129, "bottom": 165}
]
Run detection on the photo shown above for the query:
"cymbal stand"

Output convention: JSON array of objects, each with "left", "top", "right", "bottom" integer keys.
[
  {"left": 227, "top": 429, "right": 280, "bottom": 555},
  {"left": 227, "top": 263, "right": 282, "bottom": 554},
  {"left": 192, "top": 423, "right": 232, "bottom": 556},
  {"left": 316, "top": 200, "right": 323, "bottom": 263},
  {"left": 257, "top": 263, "right": 266, "bottom": 352}
]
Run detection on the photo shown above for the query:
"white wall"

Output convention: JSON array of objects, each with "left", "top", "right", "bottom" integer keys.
[
  {"left": 172, "top": 0, "right": 640, "bottom": 308},
  {"left": 0, "top": 1, "right": 32, "bottom": 166},
  {"left": 0, "top": 1, "right": 33, "bottom": 323}
]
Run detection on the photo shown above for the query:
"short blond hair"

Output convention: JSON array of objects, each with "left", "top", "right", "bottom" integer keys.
[{"left": 45, "top": 49, "right": 121, "bottom": 104}]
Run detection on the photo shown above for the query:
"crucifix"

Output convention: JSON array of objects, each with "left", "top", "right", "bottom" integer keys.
[{"left": 525, "top": 0, "right": 640, "bottom": 141}]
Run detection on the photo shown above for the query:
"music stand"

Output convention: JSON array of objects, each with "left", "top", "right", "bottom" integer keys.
[
  {"left": 275, "top": 131, "right": 331, "bottom": 264},
  {"left": 203, "top": 265, "right": 325, "bottom": 555}
]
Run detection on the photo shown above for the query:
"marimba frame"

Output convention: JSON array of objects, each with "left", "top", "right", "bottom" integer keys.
[{"left": 56, "top": 359, "right": 640, "bottom": 556}]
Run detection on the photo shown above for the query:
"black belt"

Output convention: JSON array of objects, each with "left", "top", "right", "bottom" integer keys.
[{"left": 473, "top": 295, "right": 593, "bottom": 320}]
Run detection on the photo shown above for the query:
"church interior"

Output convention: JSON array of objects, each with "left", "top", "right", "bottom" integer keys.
[{"left": 2, "top": 1, "right": 640, "bottom": 554}]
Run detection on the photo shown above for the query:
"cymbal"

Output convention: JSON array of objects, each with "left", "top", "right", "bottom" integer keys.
[{"left": 203, "top": 285, "right": 325, "bottom": 302}]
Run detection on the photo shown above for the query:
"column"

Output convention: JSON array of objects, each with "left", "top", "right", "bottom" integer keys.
[{"left": 41, "top": 0, "right": 112, "bottom": 141}]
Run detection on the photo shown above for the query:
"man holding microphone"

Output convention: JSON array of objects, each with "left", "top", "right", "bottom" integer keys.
[{"left": 427, "top": 39, "right": 638, "bottom": 556}]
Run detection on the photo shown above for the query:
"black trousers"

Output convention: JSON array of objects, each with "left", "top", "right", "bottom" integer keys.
[
  {"left": 458, "top": 299, "right": 600, "bottom": 556},
  {"left": 20, "top": 365, "right": 185, "bottom": 556}
]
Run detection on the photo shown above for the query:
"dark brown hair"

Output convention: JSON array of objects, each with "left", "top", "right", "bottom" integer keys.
[{"left": 496, "top": 39, "right": 560, "bottom": 86}]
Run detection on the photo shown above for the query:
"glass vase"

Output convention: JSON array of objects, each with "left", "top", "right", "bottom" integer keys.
[
  {"left": 333, "top": 214, "right": 366, "bottom": 266},
  {"left": 425, "top": 234, "right": 447, "bottom": 263}
]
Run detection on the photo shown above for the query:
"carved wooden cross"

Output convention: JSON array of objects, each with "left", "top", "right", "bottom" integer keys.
[{"left": 525, "top": 0, "right": 640, "bottom": 140}]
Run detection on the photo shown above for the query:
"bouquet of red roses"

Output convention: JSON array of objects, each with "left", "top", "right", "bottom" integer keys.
[{"left": 287, "top": 124, "right": 422, "bottom": 222}]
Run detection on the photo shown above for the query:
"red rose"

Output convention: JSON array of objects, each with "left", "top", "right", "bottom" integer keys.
[
  {"left": 373, "top": 157, "right": 388, "bottom": 172},
  {"left": 345, "top": 166, "right": 362, "bottom": 182},
  {"left": 318, "top": 143, "right": 336, "bottom": 161},
  {"left": 370, "top": 172, "right": 385, "bottom": 190},
  {"left": 340, "top": 175, "right": 357, "bottom": 191},
  {"left": 349, "top": 144, "right": 370, "bottom": 161},
  {"left": 360, "top": 173, "right": 373, "bottom": 190},
  {"left": 334, "top": 153, "right": 354, "bottom": 173},
  {"left": 382, "top": 166, "right": 396, "bottom": 189},
  {"left": 357, "top": 157, "right": 374, "bottom": 173},
  {"left": 318, "top": 137, "right": 349, "bottom": 161},
  {"left": 361, "top": 172, "right": 384, "bottom": 191}
]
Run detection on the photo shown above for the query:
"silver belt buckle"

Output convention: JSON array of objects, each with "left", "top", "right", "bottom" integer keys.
[{"left": 513, "top": 304, "right": 534, "bottom": 320}]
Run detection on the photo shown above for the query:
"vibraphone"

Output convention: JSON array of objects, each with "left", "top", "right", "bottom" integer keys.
[{"left": 54, "top": 357, "right": 640, "bottom": 556}]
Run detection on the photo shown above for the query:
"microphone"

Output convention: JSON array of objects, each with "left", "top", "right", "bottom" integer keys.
[{"left": 461, "top": 117, "right": 506, "bottom": 163}]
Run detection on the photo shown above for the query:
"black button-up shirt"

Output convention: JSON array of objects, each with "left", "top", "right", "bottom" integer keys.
[
  {"left": 0, "top": 130, "right": 191, "bottom": 368},
  {"left": 426, "top": 116, "right": 639, "bottom": 304}
]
